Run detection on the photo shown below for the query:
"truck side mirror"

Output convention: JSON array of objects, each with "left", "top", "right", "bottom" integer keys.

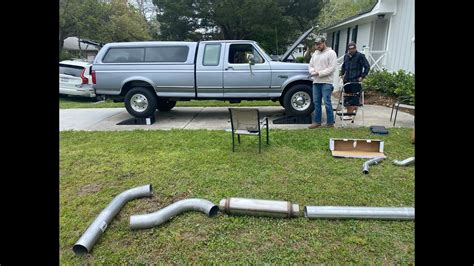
[{"left": 247, "top": 54, "right": 256, "bottom": 65}]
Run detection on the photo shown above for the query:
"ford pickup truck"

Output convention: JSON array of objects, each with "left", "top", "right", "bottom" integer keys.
[{"left": 92, "top": 28, "right": 316, "bottom": 118}]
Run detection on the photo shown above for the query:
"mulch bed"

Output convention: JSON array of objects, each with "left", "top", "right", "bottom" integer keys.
[{"left": 332, "top": 91, "right": 414, "bottom": 115}]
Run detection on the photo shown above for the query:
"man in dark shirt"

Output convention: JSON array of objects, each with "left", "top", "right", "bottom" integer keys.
[{"left": 340, "top": 42, "right": 370, "bottom": 115}]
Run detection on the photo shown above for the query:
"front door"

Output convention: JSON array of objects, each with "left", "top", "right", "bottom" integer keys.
[{"left": 223, "top": 43, "right": 271, "bottom": 98}]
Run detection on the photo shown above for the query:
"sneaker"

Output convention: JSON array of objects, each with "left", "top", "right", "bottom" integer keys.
[
  {"left": 342, "top": 115, "right": 353, "bottom": 120},
  {"left": 322, "top": 123, "right": 334, "bottom": 128},
  {"left": 308, "top": 123, "right": 321, "bottom": 129}
]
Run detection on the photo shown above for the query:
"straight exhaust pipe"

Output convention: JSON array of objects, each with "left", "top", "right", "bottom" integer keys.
[
  {"left": 304, "top": 206, "right": 414, "bottom": 220},
  {"left": 129, "top": 198, "right": 219, "bottom": 230},
  {"left": 73, "top": 184, "right": 153, "bottom": 255},
  {"left": 219, "top": 197, "right": 300, "bottom": 218},
  {"left": 362, "top": 157, "right": 385, "bottom": 174},
  {"left": 393, "top": 157, "right": 415, "bottom": 166}
]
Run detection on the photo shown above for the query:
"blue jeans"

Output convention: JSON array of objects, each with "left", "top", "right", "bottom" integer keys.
[{"left": 312, "top": 83, "right": 335, "bottom": 124}]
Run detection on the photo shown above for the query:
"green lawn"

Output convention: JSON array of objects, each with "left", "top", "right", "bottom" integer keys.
[
  {"left": 59, "top": 96, "right": 280, "bottom": 109},
  {"left": 60, "top": 128, "right": 414, "bottom": 264}
]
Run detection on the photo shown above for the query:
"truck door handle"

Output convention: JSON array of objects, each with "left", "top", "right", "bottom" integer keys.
[
  {"left": 225, "top": 66, "right": 234, "bottom": 70},
  {"left": 278, "top": 75, "right": 288, "bottom": 78}
]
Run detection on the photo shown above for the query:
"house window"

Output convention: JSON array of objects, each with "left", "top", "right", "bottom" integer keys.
[
  {"left": 352, "top": 25, "right": 358, "bottom": 43},
  {"left": 334, "top": 31, "right": 340, "bottom": 56},
  {"left": 345, "top": 27, "right": 351, "bottom": 53}
]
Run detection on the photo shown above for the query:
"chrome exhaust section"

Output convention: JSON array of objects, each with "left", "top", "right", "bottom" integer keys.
[
  {"left": 304, "top": 206, "right": 414, "bottom": 220},
  {"left": 362, "top": 157, "right": 385, "bottom": 174},
  {"left": 129, "top": 198, "right": 219, "bottom": 230},
  {"left": 73, "top": 184, "right": 153, "bottom": 255},
  {"left": 219, "top": 197, "right": 300, "bottom": 218},
  {"left": 393, "top": 157, "right": 415, "bottom": 166}
]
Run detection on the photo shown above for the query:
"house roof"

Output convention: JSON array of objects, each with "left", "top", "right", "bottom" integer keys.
[
  {"left": 320, "top": 0, "right": 396, "bottom": 32},
  {"left": 63, "top": 37, "right": 100, "bottom": 51}
]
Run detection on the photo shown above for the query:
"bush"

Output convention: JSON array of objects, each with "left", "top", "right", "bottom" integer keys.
[
  {"left": 364, "top": 69, "right": 415, "bottom": 104},
  {"left": 60, "top": 49, "right": 74, "bottom": 61},
  {"left": 295, "top": 56, "right": 305, "bottom": 63}
]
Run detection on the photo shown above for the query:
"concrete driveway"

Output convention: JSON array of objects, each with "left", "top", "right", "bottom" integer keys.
[{"left": 60, "top": 105, "right": 414, "bottom": 131}]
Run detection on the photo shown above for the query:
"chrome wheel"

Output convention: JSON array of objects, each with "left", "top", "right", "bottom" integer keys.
[
  {"left": 291, "top": 91, "right": 311, "bottom": 111},
  {"left": 130, "top": 94, "right": 148, "bottom": 112}
]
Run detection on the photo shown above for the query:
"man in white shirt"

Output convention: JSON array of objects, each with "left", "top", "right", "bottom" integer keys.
[{"left": 308, "top": 36, "right": 337, "bottom": 128}]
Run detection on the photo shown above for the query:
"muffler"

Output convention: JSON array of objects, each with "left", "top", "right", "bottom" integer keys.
[{"left": 219, "top": 197, "right": 300, "bottom": 218}]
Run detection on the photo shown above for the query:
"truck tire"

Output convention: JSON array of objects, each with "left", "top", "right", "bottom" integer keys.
[
  {"left": 124, "top": 87, "right": 158, "bottom": 118},
  {"left": 283, "top": 84, "right": 314, "bottom": 116},
  {"left": 156, "top": 98, "right": 177, "bottom": 112},
  {"left": 279, "top": 97, "right": 285, "bottom": 107}
]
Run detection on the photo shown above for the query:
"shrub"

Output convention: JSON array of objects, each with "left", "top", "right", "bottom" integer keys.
[
  {"left": 364, "top": 69, "right": 415, "bottom": 104},
  {"left": 296, "top": 56, "right": 305, "bottom": 63}
]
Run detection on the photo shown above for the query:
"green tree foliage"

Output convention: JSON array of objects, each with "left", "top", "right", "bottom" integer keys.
[
  {"left": 152, "top": 0, "right": 324, "bottom": 54},
  {"left": 59, "top": 0, "right": 152, "bottom": 52},
  {"left": 318, "top": 0, "right": 377, "bottom": 28}
]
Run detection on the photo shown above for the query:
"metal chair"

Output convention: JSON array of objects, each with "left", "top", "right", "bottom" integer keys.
[
  {"left": 227, "top": 108, "right": 269, "bottom": 153},
  {"left": 390, "top": 96, "right": 415, "bottom": 126}
]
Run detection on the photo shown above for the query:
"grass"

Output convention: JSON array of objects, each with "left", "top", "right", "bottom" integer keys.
[
  {"left": 59, "top": 96, "right": 280, "bottom": 109},
  {"left": 60, "top": 128, "right": 414, "bottom": 264}
]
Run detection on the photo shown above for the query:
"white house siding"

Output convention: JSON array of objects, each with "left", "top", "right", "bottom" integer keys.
[{"left": 385, "top": 0, "right": 414, "bottom": 73}]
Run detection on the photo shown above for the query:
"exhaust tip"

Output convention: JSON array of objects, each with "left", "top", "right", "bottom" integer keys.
[
  {"left": 304, "top": 206, "right": 308, "bottom": 218},
  {"left": 209, "top": 205, "right": 219, "bottom": 217},
  {"left": 73, "top": 244, "right": 89, "bottom": 256},
  {"left": 148, "top": 184, "right": 153, "bottom": 193},
  {"left": 363, "top": 170, "right": 369, "bottom": 174}
]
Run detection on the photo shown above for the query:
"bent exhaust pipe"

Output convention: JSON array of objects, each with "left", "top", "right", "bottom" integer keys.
[
  {"left": 129, "top": 198, "right": 219, "bottom": 230},
  {"left": 393, "top": 157, "right": 415, "bottom": 166},
  {"left": 73, "top": 184, "right": 153, "bottom": 255},
  {"left": 304, "top": 206, "right": 414, "bottom": 220},
  {"left": 362, "top": 157, "right": 385, "bottom": 174},
  {"left": 219, "top": 197, "right": 300, "bottom": 218}
]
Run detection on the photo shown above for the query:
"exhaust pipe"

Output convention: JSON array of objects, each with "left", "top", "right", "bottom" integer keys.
[
  {"left": 219, "top": 197, "right": 300, "bottom": 218},
  {"left": 362, "top": 157, "right": 385, "bottom": 174},
  {"left": 393, "top": 157, "right": 415, "bottom": 166},
  {"left": 304, "top": 206, "right": 414, "bottom": 220},
  {"left": 73, "top": 184, "right": 153, "bottom": 255},
  {"left": 129, "top": 198, "right": 219, "bottom": 230}
]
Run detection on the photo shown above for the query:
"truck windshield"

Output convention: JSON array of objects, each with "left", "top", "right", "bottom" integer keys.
[{"left": 254, "top": 43, "right": 271, "bottom": 61}]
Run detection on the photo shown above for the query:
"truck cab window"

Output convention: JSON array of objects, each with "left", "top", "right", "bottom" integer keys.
[{"left": 228, "top": 44, "right": 264, "bottom": 64}]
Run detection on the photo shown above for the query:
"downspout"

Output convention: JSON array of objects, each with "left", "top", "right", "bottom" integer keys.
[
  {"left": 219, "top": 197, "right": 300, "bottom": 218},
  {"left": 304, "top": 206, "right": 414, "bottom": 220},
  {"left": 129, "top": 198, "right": 219, "bottom": 230},
  {"left": 393, "top": 157, "right": 415, "bottom": 166},
  {"left": 73, "top": 184, "right": 153, "bottom": 255},
  {"left": 362, "top": 157, "right": 385, "bottom": 174}
]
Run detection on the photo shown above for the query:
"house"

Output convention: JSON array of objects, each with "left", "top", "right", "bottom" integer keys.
[
  {"left": 62, "top": 36, "right": 101, "bottom": 62},
  {"left": 320, "top": 0, "right": 414, "bottom": 74},
  {"left": 292, "top": 43, "right": 305, "bottom": 58}
]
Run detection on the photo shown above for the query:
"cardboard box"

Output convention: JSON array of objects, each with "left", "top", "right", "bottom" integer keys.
[{"left": 329, "top": 138, "right": 385, "bottom": 158}]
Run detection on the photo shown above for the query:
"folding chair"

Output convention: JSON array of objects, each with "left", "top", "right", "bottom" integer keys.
[
  {"left": 334, "top": 82, "right": 365, "bottom": 126},
  {"left": 227, "top": 108, "right": 269, "bottom": 153},
  {"left": 390, "top": 95, "right": 415, "bottom": 127}
]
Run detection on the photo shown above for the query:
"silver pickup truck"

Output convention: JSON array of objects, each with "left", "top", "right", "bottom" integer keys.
[{"left": 92, "top": 28, "right": 316, "bottom": 118}]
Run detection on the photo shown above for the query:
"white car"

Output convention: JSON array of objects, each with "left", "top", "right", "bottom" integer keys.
[{"left": 59, "top": 60, "right": 97, "bottom": 98}]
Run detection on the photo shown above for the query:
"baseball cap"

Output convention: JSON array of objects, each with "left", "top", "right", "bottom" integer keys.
[
  {"left": 314, "top": 36, "right": 326, "bottom": 44},
  {"left": 348, "top": 41, "right": 357, "bottom": 49}
]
